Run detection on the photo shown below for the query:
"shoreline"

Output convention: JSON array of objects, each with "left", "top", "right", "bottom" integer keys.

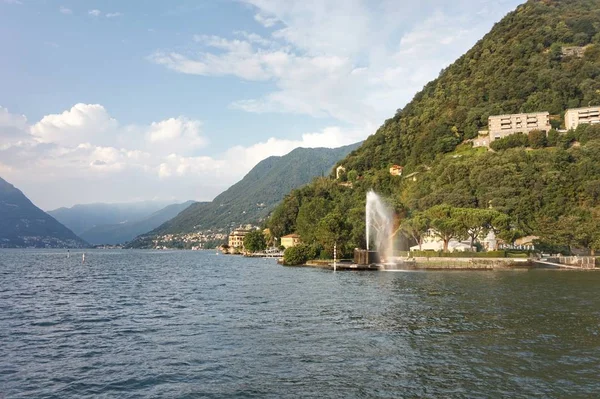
[{"left": 297, "top": 257, "right": 537, "bottom": 271}]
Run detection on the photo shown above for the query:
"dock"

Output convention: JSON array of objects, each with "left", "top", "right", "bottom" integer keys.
[{"left": 534, "top": 256, "right": 597, "bottom": 270}]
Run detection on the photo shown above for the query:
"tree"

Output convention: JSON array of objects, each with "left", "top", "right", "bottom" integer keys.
[
  {"left": 489, "top": 212, "right": 517, "bottom": 248},
  {"left": 490, "top": 133, "right": 529, "bottom": 151},
  {"left": 347, "top": 170, "right": 358, "bottom": 182},
  {"left": 268, "top": 193, "right": 300, "bottom": 239},
  {"left": 528, "top": 130, "right": 547, "bottom": 149},
  {"left": 282, "top": 243, "right": 319, "bottom": 265},
  {"left": 400, "top": 212, "right": 430, "bottom": 251},
  {"left": 316, "top": 212, "right": 347, "bottom": 256},
  {"left": 243, "top": 230, "right": 267, "bottom": 253},
  {"left": 425, "top": 205, "right": 463, "bottom": 252},
  {"left": 547, "top": 129, "right": 560, "bottom": 146},
  {"left": 454, "top": 208, "right": 493, "bottom": 251},
  {"left": 296, "top": 198, "right": 331, "bottom": 244}
]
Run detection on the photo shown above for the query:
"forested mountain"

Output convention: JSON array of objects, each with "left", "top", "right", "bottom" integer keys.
[
  {"left": 268, "top": 0, "right": 600, "bottom": 258},
  {"left": 0, "top": 177, "right": 87, "bottom": 248},
  {"left": 49, "top": 200, "right": 173, "bottom": 236},
  {"left": 80, "top": 201, "right": 196, "bottom": 245},
  {"left": 131, "top": 143, "right": 361, "bottom": 240},
  {"left": 341, "top": 0, "right": 600, "bottom": 172}
]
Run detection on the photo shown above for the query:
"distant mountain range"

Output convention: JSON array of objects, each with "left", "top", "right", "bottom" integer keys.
[
  {"left": 127, "top": 143, "right": 361, "bottom": 247},
  {"left": 77, "top": 201, "right": 196, "bottom": 245},
  {"left": 0, "top": 177, "right": 87, "bottom": 248},
  {"left": 49, "top": 200, "right": 195, "bottom": 245},
  {"left": 49, "top": 201, "right": 174, "bottom": 235}
]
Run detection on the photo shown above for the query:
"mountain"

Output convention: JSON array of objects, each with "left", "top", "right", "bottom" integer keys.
[
  {"left": 128, "top": 143, "right": 361, "bottom": 245},
  {"left": 338, "top": 0, "right": 600, "bottom": 173},
  {"left": 0, "top": 177, "right": 88, "bottom": 248},
  {"left": 49, "top": 201, "right": 174, "bottom": 236},
  {"left": 79, "top": 201, "right": 196, "bottom": 245},
  {"left": 267, "top": 0, "right": 600, "bottom": 257}
]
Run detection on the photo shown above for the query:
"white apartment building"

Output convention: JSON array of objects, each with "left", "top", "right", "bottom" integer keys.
[
  {"left": 565, "top": 106, "right": 600, "bottom": 130},
  {"left": 488, "top": 112, "right": 551, "bottom": 141}
]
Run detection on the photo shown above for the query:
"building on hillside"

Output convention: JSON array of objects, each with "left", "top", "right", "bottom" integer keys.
[
  {"left": 488, "top": 112, "right": 551, "bottom": 140},
  {"left": 565, "top": 106, "right": 600, "bottom": 130},
  {"left": 561, "top": 46, "right": 587, "bottom": 58},
  {"left": 336, "top": 165, "right": 346, "bottom": 179},
  {"left": 389, "top": 165, "right": 404, "bottom": 176},
  {"left": 228, "top": 228, "right": 251, "bottom": 249},
  {"left": 474, "top": 112, "right": 551, "bottom": 148},
  {"left": 281, "top": 233, "right": 301, "bottom": 249}
]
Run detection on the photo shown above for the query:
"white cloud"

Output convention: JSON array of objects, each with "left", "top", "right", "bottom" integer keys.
[
  {"left": 254, "top": 12, "right": 278, "bottom": 28},
  {"left": 59, "top": 6, "right": 72, "bottom": 15},
  {"left": 30, "top": 103, "right": 118, "bottom": 146},
  {"left": 0, "top": 106, "right": 28, "bottom": 130},
  {"left": 151, "top": 0, "right": 521, "bottom": 128},
  {"left": 88, "top": 9, "right": 101, "bottom": 17},
  {"left": 145, "top": 117, "right": 207, "bottom": 155},
  {"left": 105, "top": 12, "right": 123, "bottom": 18},
  {"left": 1, "top": 104, "right": 360, "bottom": 208}
]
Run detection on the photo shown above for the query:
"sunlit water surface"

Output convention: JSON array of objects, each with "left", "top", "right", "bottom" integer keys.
[{"left": 1, "top": 249, "right": 599, "bottom": 398}]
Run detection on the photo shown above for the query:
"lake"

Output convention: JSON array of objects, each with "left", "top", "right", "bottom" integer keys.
[{"left": 1, "top": 249, "right": 599, "bottom": 398}]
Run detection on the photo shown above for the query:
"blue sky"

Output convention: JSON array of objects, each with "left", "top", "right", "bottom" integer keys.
[{"left": 0, "top": 0, "right": 522, "bottom": 209}]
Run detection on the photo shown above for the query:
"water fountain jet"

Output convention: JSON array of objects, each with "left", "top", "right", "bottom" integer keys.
[{"left": 365, "top": 190, "right": 394, "bottom": 263}]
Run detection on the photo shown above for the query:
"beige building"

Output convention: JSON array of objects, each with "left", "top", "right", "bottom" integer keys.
[
  {"left": 389, "top": 165, "right": 403, "bottom": 176},
  {"left": 281, "top": 234, "right": 301, "bottom": 249},
  {"left": 488, "top": 112, "right": 551, "bottom": 141},
  {"left": 228, "top": 229, "right": 251, "bottom": 248},
  {"left": 562, "top": 46, "right": 587, "bottom": 58},
  {"left": 565, "top": 106, "right": 600, "bottom": 130}
]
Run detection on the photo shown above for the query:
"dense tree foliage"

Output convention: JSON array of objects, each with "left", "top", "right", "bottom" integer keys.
[
  {"left": 270, "top": 133, "right": 600, "bottom": 255},
  {"left": 283, "top": 243, "right": 321, "bottom": 266},
  {"left": 243, "top": 230, "right": 267, "bottom": 253},
  {"left": 338, "top": 0, "right": 600, "bottom": 173},
  {"left": 490, "top": 133, "right": 529, "bottom": 151},
  {"left": 268, "top": 0, "right": 600, "bottom": 257}
]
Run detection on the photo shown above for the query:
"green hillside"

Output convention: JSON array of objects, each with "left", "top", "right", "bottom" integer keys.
[
  {"left": 268, "top": 0, "right": 600, "bottom": 259},
  {"left": 0, "top": 177, "right": 88, "bottom": 248},
  {"left": 342, "top": 0, "right": 600, "bottom": 172},
  {"left": 129, "top": 143, "right": 361, "bottom": 243}
]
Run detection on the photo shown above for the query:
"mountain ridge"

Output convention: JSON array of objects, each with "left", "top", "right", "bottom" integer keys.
[
  {"left": 49, "top": 200, "right": 175, "bottom": 236},
  {"left": 0, "top": 177, "right": 88, "bottom": 248},
  {"left": 266, "top": 0, "right": 600, "bottom": 257},
  {"left": 79, "top": 200, "right": 197, "bottom": 245},
  {"left": 127, "top": 143, "right": 361, "bottom": 246}
]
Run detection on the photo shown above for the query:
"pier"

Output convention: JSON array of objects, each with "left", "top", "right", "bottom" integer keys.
[{"left": 534, "top": 256, "right": 596, "bottom": 270}]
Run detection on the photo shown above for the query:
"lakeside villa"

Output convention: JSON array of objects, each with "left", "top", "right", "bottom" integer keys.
[
  {"left": 227, "top": 224, "right": 261, "bottom": 250},
  {"left": 281, "top": 234, "right": 301, "bottom": 249}
]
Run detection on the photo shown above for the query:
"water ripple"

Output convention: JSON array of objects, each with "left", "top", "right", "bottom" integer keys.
[{"left": 1, "top": 249, "right": 599, "bottom": 398}]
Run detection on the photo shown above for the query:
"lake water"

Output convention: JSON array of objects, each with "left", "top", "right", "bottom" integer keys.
[{"left": 1, "top": 249, "right": 599, "bottom": 398}]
